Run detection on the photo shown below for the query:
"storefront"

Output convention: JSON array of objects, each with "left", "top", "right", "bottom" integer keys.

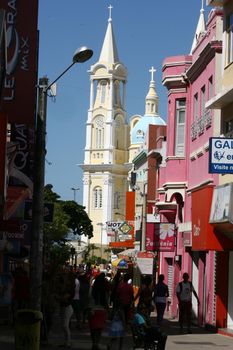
[{"left": 192, "top": 185, "right": 233, "bottom": 328}]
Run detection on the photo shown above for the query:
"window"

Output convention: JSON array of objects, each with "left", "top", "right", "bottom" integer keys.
[
  {"left": 201, "top": 85, "right": 206, "bottom": 117},
  {"left": 194, "top": 93, "right": 198, "bottom": 120},
  {"left": 226, "top": 13, "right": 233, "bottom": 65},
  {"left": 93, "top": 187, "right": 102, "bottom": 208},
  {"left": 175, "top": 99, "right": 186, "bottom": 156},
  {"left": 208, "top": 76, "right": 213, "bottom": 99}
]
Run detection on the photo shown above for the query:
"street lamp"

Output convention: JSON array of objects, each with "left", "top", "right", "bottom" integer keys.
[
  {"left": 71, "top": 187, "right": 80, "bottom": 202},
  {"left": 97, "top": 222, "right": 104, "bottom": 259},
  {"left": 29, "top": 46, "right": 93, "bottom": 311}
]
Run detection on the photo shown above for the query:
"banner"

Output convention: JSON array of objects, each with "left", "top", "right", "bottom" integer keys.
[
  {"left": 154, "top": 223, "right": 175, "bottom": 252},
  {"left": 0, "top": 0, "right": 39, "bottom": 124},
  {"left": 146, "top": 223, "right": 175, "bottom": 252}
]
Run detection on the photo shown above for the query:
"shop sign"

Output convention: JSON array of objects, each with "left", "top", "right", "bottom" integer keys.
[
  {"left": 146, "top": 223, "right": 175, "bottom": 252},
  {"left": 209, "top": 183, "right": 233, "bottom": 224},
  {"left": 209, "top": 137, "right": 233, "bottom": 174},
  {"left": 182, "top": 232, "right": 192, "bottom": 247},
  {"left": 136, "top": 255, "right": 154, "bottom": 275},
  {"left": 155, "top": 223, "right": 175, "bottom": 252},
  {"left": 0, "top": 0, "right": 39, "bottom": 124}
]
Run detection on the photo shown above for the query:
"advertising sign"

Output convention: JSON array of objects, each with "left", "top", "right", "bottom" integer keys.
[
  {"left": 209, "top": 137, "right": 233, "bottom": 174},
  {"left": 209, "top": 183, "right": 233, "bottom": 224},
  {"left": 154, "top": 223, "right": 175, "bottom": 252},
  {"left": 0, "top": 0, "right": 39, "bottom": 124},
  {"left": 106, "top": 221, "right": 133, "bottom": 243},
  {"left": 137, "top": 252, "right": 154, "bottom": 275}
]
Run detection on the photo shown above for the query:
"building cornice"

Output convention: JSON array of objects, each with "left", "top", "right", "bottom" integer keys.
[
  {"left": 186, "top": 40, "right": 222, "bottom": 83},
  {"left": 80, "top": 163, "right": 131, "bottom": 174},
  {"left": 187, "top": 178, "right": 214, "bottom": 193}
]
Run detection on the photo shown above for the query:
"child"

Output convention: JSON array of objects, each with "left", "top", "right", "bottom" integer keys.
[{"left": 107, "top": 309, "right": 124, "bottom": 350}]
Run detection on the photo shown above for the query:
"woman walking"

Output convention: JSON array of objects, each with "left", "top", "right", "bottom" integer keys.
[{"left": 89, "top": 272, "right": 108, "bottom": 350}]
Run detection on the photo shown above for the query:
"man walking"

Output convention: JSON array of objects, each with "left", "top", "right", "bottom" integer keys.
[
  {"left": 154, "top": 274, "right": 169, "bottom": 327},
  {"left": 176, "top": 272, "right": 199, "bottom": 333}
]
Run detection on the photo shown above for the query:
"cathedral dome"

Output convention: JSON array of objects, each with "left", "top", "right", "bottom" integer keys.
[{"left": 130, "top": 115, "right": 166, "bottom": 144}]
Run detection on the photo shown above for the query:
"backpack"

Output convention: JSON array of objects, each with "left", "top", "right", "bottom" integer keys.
[{"left": 179, "top": 281, "right": 192, "bottom": 291}]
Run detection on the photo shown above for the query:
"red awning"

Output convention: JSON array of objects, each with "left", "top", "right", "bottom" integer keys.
[{"left": 192, "top": 186, "right": 233, "bottom": 251}]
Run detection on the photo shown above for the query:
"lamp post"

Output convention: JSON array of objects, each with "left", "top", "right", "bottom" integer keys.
[
  {"left": 71, "top": 187, "right": 80, "bottom": 202},
  {"left": 97, "top": 222, "right": 104, "bottom": 259},
  {"left": 29, "top": 46, "right": 93, "bottom": 311}
]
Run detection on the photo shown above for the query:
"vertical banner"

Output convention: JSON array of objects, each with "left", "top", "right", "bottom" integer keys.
[
  {"left": 0, "top": 0, "right": 39, "bottom": 124},
  {"left": 155, "top": 223, "right": 175, "bottom": 252}
]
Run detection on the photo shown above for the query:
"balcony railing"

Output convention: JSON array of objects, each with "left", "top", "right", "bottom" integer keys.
[{"left": 191, "top": 109, "right": 212, "bottom": 140}]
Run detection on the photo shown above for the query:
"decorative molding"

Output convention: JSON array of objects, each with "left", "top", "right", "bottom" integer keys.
[{"left": 187, "top": 178, "right": 214, "bottom": 193}]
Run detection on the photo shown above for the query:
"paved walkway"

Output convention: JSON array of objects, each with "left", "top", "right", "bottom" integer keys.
[{"left": 1, "top": 312, "right": 233, "bottom": 349}]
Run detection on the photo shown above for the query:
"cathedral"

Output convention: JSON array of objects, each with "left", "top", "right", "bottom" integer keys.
[{"left": 80, "top": 6, "right": 165, "bottom": 250}]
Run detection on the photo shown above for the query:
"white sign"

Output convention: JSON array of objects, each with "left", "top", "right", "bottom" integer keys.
[
  {"left": 209, "top": 137, "right": 233, "bottom": 174},
  {"left": 209, "top": 183, "right": 233, "bottom": 223},
  {"left": 137, "top": 257, "right": 153, "bottom": 275}
]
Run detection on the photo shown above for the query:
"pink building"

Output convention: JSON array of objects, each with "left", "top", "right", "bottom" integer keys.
[{"left": 155, "top": 7, "right": 233, "bottom": 329}]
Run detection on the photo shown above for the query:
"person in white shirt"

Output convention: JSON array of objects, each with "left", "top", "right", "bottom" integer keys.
[
  {"left": 176, "top": 272, "right": 199, "bottom": 333},
  {"left": 72, "top": 273, "right": 81, "bottom": 329}
]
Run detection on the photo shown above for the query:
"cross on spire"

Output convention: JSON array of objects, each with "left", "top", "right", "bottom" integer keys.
[
  {"left": 149, "top": 66, "right": 156, "bottom": 82},
  {"left": 108, "top": 4, "right": 113, "bottom": 21},
  {"left": 201, "top": 0, "right": 204, "bottom": 10}
]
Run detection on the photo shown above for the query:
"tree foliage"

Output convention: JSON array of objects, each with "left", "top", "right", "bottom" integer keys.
[
  {"left": 62, "top": 201, "right": 93, "bottom": 238},
  {"left": 43, "top": 185, "right": 93, "bottom": 268},
  {"left": 44, "top": 184, "right": 93, "bottom": 241}
]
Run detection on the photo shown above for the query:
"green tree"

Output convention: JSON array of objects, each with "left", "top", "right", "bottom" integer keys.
[
  {"left": 62, "top": 201, "right": 93, "bottom": 239},
  {"left": 43, "top": 184, "right": 93, "bottom": 268}
]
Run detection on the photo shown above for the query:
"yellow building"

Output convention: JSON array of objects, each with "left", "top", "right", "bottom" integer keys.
[{"left": 80, "top": 8, "right": 130, "bottom": 248}]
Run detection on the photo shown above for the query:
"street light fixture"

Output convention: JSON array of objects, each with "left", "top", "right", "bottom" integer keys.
[
  {"left": 29, "top": 46, "right": 93, "bottom": 311},
  {"left": 71, "top": 187, "right": 80, "bottom": 202}
]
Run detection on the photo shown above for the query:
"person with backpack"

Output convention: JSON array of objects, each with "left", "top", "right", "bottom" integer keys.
[
  {"left": 153, "top": 274, "right": 169, "bottom": 326},
  {"left": 176, "top": 272, "right": 199, "bottom": 334}
]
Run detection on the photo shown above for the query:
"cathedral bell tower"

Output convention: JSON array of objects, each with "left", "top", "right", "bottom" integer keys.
[{"left": 80, "top": 6, "right": 130, "bottom": 247}]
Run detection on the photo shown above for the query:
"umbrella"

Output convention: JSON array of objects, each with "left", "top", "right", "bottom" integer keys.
[
  {"left": 118, "top": 249, "right": 136, "bottom": 258},
  {"left": 111, "top": 258, "right": 128, "bottom": 268}
]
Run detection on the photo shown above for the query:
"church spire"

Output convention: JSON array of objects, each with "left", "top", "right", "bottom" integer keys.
[
  {"left": 190, "top": 0, "right": 206, "bottom": 53},
  {"left": 145, "top": 66, "right": 159, "bottom": 116},
  {"left": 99, "top": 5, "right": 119, "bottom": 63}
]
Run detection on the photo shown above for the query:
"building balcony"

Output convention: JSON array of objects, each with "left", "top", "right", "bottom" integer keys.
[
  {"left": 191, "top": 109, "right": 212, "bottom": 140},
  {"left": 205, "top": 84, "right": 233, "bottom": 110}
]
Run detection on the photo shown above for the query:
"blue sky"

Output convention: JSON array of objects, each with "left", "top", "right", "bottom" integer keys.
[{"left": 38, "top": 0, "right": 211, "bottom": 203}]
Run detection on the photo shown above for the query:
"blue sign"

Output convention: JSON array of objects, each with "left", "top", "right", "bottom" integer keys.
[{"left": 209, "top": 137, "right": 233, "bottom": 174}]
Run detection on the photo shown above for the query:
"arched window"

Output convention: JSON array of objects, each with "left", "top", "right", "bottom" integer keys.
[{"left": 93, "top": 187, "right": 102, "bottom": 208}]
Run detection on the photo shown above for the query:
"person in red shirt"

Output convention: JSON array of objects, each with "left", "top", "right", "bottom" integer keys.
[{"left": 116, "top": 273, "right": 134, "bottom": 327}]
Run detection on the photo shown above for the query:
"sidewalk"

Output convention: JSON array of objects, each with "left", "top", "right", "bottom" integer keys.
[{"left": 1, "top": 312, "right": 233, "bottom": 350}]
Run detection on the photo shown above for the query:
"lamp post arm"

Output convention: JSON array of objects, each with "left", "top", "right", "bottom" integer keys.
[{"left": 46, "top": 61, "right": 76, "bottom": 92}]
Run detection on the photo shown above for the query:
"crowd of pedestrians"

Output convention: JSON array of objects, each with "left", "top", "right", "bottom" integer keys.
[
  {"left": 43, "top": 264, "right": 170, "bottom": 350},
  {"left": 8, "top": 263, "right": 200, "bottom": 350}
]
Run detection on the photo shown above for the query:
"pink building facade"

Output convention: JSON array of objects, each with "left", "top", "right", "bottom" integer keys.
[{"left": 155, "top": 8, "right": 233, "bottom": 328}]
